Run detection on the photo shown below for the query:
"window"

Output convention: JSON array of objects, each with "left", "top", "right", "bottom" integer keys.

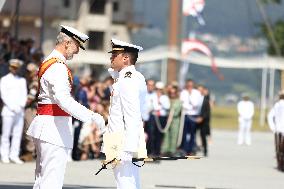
[
  {"left": 113, "top": 2, "right": 119, "bottom": 12},
  {"left": 88, "top": 31, "right": 104, "bottom": 50},
  {"left": 89, "top": 0, "right": 106, "bottom": 14},
  {"left": 63, "top": 0, "right": 70, "bottom": 8}
]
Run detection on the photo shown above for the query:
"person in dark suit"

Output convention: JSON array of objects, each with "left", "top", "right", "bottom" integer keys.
[{"left": 196, "top": 85, "right": 211, "bottom": 157}]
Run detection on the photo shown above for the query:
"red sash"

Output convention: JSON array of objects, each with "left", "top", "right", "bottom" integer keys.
[
  {"left": 37, "top": 104, "right": 70, "bottom": 116},
  {"left": 37, "top": 58, "right": 73, "bottom": 116}
]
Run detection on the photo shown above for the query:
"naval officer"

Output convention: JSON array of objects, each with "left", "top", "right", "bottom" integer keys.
[
  {"left": 26, "top": 25, "right": 105, "bottom": 189},
  {"left": 103, "top": 38, "right": 147, "bottom": 189},
  {"left": 0, "top": 59, "right": 27, "bottom": 164},
  {"left": 237, "top": 94, "right": 254, "bottom": 146}
]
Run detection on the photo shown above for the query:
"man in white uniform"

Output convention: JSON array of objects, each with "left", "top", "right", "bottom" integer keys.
[
  {"left": 26, "top": 25, "right": 105, "bottom": 189},
  {"left": 104, "top": 38, "right": 147, "bottom": 189},
  {"left": 267, "top": 90, "right": 284, "bottom": 171},
  {"left": 0, "top": 59, "right": 27, "bottom": 164},
  {"left": 237, "top": 94, "right": 254, "bottom": 145}
]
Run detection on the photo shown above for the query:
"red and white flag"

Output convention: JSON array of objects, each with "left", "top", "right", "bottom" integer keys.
[
  {"left": 181, "top": 38, "right": 224, "bottom": 80},
  {"left": 182, "top": 0, "right": 205, "bottom": 25}
]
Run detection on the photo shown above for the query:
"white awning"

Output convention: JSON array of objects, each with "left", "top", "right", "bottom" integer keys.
[{"left": 68, "top": 45, "right": 284, "bottom": 70}]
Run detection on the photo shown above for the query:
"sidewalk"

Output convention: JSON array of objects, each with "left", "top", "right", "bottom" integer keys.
[{"left": 0, "top": 130, "right": 283, "bottom": 189}]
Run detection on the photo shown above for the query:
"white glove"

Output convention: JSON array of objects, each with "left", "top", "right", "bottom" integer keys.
[
  {"left": 91, "top": 113, "right": 105, "bottom": 132},
  {"left": 108, "top": 68, "right": 119, "bottom": 79},
  {"left": 118, "top": 151, "right": 133, "bottom": 162}
]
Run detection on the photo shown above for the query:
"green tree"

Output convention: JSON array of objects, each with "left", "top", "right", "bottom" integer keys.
[
  {"left": 261, "top": 21, "right": 284, "bottom": 56},
  {"left": 261, "top": 0, "right": 281, "bottom": 4}
]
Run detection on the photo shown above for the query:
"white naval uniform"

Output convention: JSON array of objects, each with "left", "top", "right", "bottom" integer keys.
[
  {"left": 26, "top": 50, "right": 99, "bottom": 189},
  {"left": 237, "top": 100, "right": 254, "bottom": 145},
  {"left": 0, "top": 73, "right": 27, "bottom": 160},
  {"left": 105, "top": 65, "right": 147, "bottom": 189},
  {"left": 268, "top": 99, "right": 284, "bottom": 134}
]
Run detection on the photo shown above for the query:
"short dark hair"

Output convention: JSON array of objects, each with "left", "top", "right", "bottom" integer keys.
[{"left": 123, "top": 52, "right": 138, "bottom": 65}]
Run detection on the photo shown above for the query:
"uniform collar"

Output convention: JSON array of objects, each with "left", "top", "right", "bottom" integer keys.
[
  {"left": 119, "top": 65, "right": 135, "bottom": 78},
  {"left": 48, "top": 49, "right": 66, "bottom": 62}
]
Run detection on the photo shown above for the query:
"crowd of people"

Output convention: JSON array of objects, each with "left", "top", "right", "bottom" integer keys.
[{"left": 0, "top": 32, "right": 214, "bottom": 165}]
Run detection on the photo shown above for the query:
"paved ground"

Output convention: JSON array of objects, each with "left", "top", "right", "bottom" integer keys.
[{"left": 0, "top": 129, "right": 283, "bottom": 189}]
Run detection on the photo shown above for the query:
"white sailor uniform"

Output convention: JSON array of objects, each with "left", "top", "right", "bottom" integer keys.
[
  {"left": 104, "top": 65, "right": 147, "bottom": 189},
  {"left": 237, "top": 99, "right": 254, "bottom": 145},
  {"left": 0, "top": 72, "right": 27, "bottom": 162}
]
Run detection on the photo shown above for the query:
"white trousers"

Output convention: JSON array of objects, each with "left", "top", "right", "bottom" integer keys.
[
  {"left": 0, "top": 115, "right": 24, "bottom": 159},
  {"left": 238, "top": 118, "right": 252, "bottom": 145},
  {"left": 113, "top": 161, "right": 140, "bottom": 189},
  {"left": 33, "top": 138, "right": 69, "bottom": 189}
]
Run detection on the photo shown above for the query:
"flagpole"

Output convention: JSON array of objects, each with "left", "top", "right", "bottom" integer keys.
[
  {"left": 179, "top": 0, "right": 189, "bottom": 88},
  {"left": 167, "top": 0, "right": 180, "bottom": 84},
  {"left": 14, "top": 0, "right": 21, "bottom": 40},
  {"left": 260, "top": 55, "right": 268, "bottom": 127}
]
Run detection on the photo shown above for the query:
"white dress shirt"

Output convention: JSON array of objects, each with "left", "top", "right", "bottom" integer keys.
[
  {"left": 268, "top": 100, "right": 284, "bottom": 134},
  {"left": 106, "top": 65, "right": 147, "bottom": 152},
  {"left": 180, "top": 88, "right": 203, "bottom": 115},
  {"left": 0, "top": 73, "right": 27, "bottom": 117},
  {"left": 150, "top": 93, "right": 170, "bottom": 117}
]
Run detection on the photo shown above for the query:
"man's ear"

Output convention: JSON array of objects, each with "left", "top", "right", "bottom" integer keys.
[
  {"left": 65, "top": 40, "right": 70, "bottom": 49},
  {"left": 123, "top": 54, "right": 129, "bottom": 62}
]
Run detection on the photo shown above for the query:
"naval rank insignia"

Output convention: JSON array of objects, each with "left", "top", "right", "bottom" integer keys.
[{"left": 124, "top": 71, "right": 132, "bottom": 78}]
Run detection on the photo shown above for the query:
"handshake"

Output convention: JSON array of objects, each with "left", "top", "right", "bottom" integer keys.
[{"left": 82, "top": 113, "right": 106, "bottom": 135}]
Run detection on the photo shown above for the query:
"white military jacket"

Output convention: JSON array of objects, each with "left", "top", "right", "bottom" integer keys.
[
  {"left": 27, "top": 50, "right": 95, "bottom": 149},
  {"left": 106, "top": 65, "right": 147, "bottom": 152},
  {"left": 237, "top": 100, "right": 254, "bottom": 120},
  {"left": 0, "top": 73, "right": 27, "bottom": 117},
  {"left": 268, "top": 99, "right": 284, "bottom": 134}
]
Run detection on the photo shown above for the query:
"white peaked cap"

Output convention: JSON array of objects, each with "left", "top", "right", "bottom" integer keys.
[
  {"left": 9, "top": 59, "right": 23, "bottom": 68},
  {"left": 60, "top": 25, "right": 89, "bottom": 50},
  {"left": 109, "top": 38, "right": 143, "bottom": 53}
]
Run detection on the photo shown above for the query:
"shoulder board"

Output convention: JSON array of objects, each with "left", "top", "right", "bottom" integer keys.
[{"left": 124, "top": 71, "right": 132, "bottom": 78}]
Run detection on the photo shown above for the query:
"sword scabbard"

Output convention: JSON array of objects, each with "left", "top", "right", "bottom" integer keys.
[{"left": 185, "top": 155, "right": 202, "bottom": 159}]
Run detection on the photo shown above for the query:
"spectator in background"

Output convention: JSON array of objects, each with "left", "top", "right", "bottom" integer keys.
[
  {"left": 179, "top": 79, "right": 203, "bottom": 155},
  {"left": 161, "top": 85, "right": 182, "bottom": 156},
  {"left": 237, "top": 94, "right": 254, "bottom": 146},
  {"left": 196, "top": 85, "right": 211, "bottom": 157},
  {"left": 72, "top": 76, "right": 90, "bottom": 160},
  {"left": 0, "top": 59, "right": 27, "bottom": 164},
  {"left": 21, "top": 63, "right": 38, "bottom": 162},
  {"left": 267, "top": 90, "right": 284, "bottom": 171},
  {"left": 150, "top": 81, "right": 170, "bottom": 156},
  {"left": 144, "top": 79, "right": 156, "bottom": 155},
  {"left": 102, "top": 76, "right": 113, "bottom": 101}
]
